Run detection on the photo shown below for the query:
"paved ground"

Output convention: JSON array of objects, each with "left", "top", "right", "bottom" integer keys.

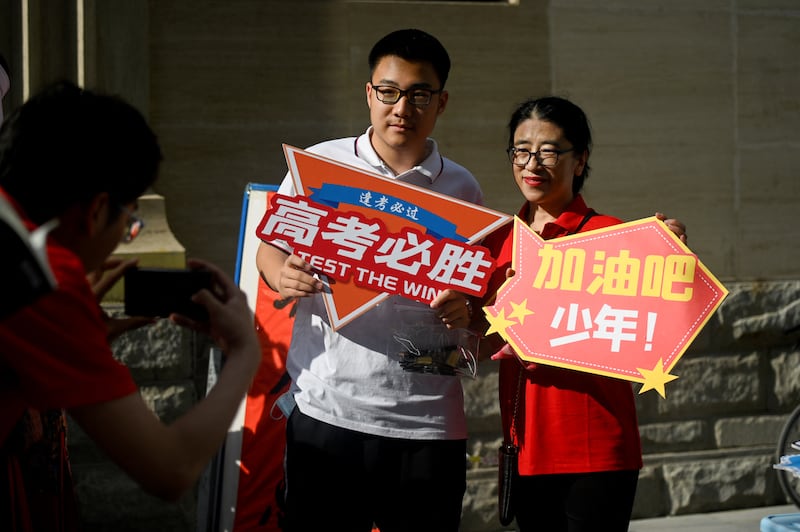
[{"left": 629, "top": 504, "right": 799, "bottom": 532}]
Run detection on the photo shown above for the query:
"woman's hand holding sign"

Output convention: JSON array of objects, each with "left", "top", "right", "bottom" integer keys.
[
  {"left": 656, "top": 212, "right": 687, "bottom": 243},
  {"left": 490, "top": 343, "right": 538, "bottom": 372}
]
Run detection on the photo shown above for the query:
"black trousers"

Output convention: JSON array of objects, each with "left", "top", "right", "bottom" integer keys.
[
  {"left": 512, "top": 469, "right": 639, "bottom": 532},
  {"left": 284, "top": 408, "right": 466, "bottom": 532}
]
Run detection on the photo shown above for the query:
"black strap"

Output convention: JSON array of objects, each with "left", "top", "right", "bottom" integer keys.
[{"left": 570, "top": 209, "right": 597, "bottom": 235}]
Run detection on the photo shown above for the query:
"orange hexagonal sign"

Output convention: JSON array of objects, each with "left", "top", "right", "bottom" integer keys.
[{"left": 483, "top": 216, "right": 728, "bottom": 397}]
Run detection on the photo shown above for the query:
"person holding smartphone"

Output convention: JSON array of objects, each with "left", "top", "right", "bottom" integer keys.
[{"left": 0, "top": 81, "right": 261, "bottom": 530}]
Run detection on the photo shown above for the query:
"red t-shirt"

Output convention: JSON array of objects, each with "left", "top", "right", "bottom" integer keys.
[
  {"left": 0, "top": 191, "right": 138, "bottom": 530},
  {"left": 482, "top": 195, "right": 643, "bottom": 475},
  {"left": 0, "top": 211, "right": 137, "bottom": 444}
]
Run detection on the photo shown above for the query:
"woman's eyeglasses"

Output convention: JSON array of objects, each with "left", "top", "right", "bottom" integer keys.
[{"left": 506, "top": 146, "right": 574, "bottom": 168}]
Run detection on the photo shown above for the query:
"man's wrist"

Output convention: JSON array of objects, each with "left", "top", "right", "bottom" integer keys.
[{"left": 258, "top": 269, "right": 277, "bottom": 292}]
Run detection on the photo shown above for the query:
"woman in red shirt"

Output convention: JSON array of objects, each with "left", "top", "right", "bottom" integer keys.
[{"left": 479, "top": 96, "right": 686, "bottom": 531}]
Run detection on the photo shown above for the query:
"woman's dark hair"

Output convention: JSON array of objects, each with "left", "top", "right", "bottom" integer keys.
[
  {"left": 507, "top": 96, "right": 592, "bottom": 195},
  {"left": 368, "top": 29, "right": 451, "bottom": 89},
  {"left": 0, "top": 81, "right": 162, "bottom": 225}
]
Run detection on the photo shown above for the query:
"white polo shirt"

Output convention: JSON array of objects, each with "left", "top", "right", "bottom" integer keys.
[{"left": 276, "top": 128, "right": 482, "bottom": 440}]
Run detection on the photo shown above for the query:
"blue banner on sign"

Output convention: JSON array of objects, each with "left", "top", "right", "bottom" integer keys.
[{"left": 309, "top": 183, "right": 466, "bottom": 242}]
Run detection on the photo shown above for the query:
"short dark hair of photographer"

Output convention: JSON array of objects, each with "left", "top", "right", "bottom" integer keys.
[{"left": 0, "top": 81, "right": 162, "bottom": 226}]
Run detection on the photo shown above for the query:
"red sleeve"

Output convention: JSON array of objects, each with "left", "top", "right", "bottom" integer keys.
[
  {"left": 0, "top": 245, "right": 137, "bottom": 413},
  {"left": 580, "top": 213, "right": 624, "bottom": 232},
  {"left": 479, "top": 223, "right": 514, "bottom": 308}
]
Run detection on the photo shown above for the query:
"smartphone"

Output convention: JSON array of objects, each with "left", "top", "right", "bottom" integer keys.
[{"left": 124, "top": 267, "right": 213, "bottom": 321}]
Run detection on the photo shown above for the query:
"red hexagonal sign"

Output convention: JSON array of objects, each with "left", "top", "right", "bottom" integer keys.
[{"left": 483, "top": 216, "right": 728, "bottom": 397}]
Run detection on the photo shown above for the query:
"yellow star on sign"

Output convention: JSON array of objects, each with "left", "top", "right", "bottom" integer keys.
[
  {"left": 484, "top": 308, "right": 517, "bottom": 337},
  {"left": 508, "top": 299, "right": 534, "bottom": 326},
  {"left": 636, "top": 358, "right": 678, "bottom": 398}
]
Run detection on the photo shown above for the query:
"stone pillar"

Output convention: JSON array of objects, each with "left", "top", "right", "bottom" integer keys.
[
  {"left": 105, "top": 193, "right": 187, "bottom": 302},
  {"left": 81, "top": 0, "right": 149, "bottom": 115},
  {"left": 25, "top": 0, "right": 78, "bottom": 93}
]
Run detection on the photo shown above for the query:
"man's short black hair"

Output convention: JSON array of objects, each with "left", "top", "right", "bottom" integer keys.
[
  {"left": 0, "top": 81, "right": 162, "bottom": 225},
  {"left": 368, "top": 29, "right": 451, "bottom": 89}
]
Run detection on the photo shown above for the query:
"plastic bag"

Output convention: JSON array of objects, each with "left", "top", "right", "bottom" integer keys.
[{"left": 390, "top": 301, "right": 478, "bottom": 378}]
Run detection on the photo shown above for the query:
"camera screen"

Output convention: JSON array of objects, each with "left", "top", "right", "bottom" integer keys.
[{"left": 124, "top": 267, "right": 213, "bottom": 321}]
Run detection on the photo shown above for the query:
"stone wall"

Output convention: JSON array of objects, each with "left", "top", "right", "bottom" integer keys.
[
  {"left": 67, "top": 280, "right": 800, "bottom": 531},
  {"left": 69, "top": 311, "right": 211, "bottom": 532}
]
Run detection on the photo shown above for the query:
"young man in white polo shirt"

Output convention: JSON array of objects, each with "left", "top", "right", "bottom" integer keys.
[{"left": 256, "top": 29, "right": 479, "bottom": 532}]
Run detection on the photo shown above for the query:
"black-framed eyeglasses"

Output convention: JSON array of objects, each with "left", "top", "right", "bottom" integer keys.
[
  {"left": 506, "top": 146, "right": 574, "bottom": 168},
  {"left": 119, "top": 205, "right": 144, "bottom": 243},
  {"left": 369, "top": 83, "right": 442, "bottom": 107}
]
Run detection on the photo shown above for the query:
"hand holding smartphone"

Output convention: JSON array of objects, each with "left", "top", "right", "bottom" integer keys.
[{"left": 124, "top": 267, "right": 214, "bottom": 321}]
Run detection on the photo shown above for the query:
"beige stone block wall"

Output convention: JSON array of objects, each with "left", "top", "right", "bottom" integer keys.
[
  {"left": 737, "top": 7, "right": 800, "bottom": 279},
  {"left": 147, "top": 1, "right": 551, "bottom": 274},
  {"left": 2, "top": 0, "right": 798, "bottom": 281},
  {"left": 148, "top": 2, "right": 362, "bottom": 275},
  {"left": 546, "top": 1, "right": 800, "bottom": 283},
  {"left": 140, "top": 0, "right": 800, "bottom": 284},
  {"left": 549, "top": 2, "right": 736, "bottom": 278}
]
